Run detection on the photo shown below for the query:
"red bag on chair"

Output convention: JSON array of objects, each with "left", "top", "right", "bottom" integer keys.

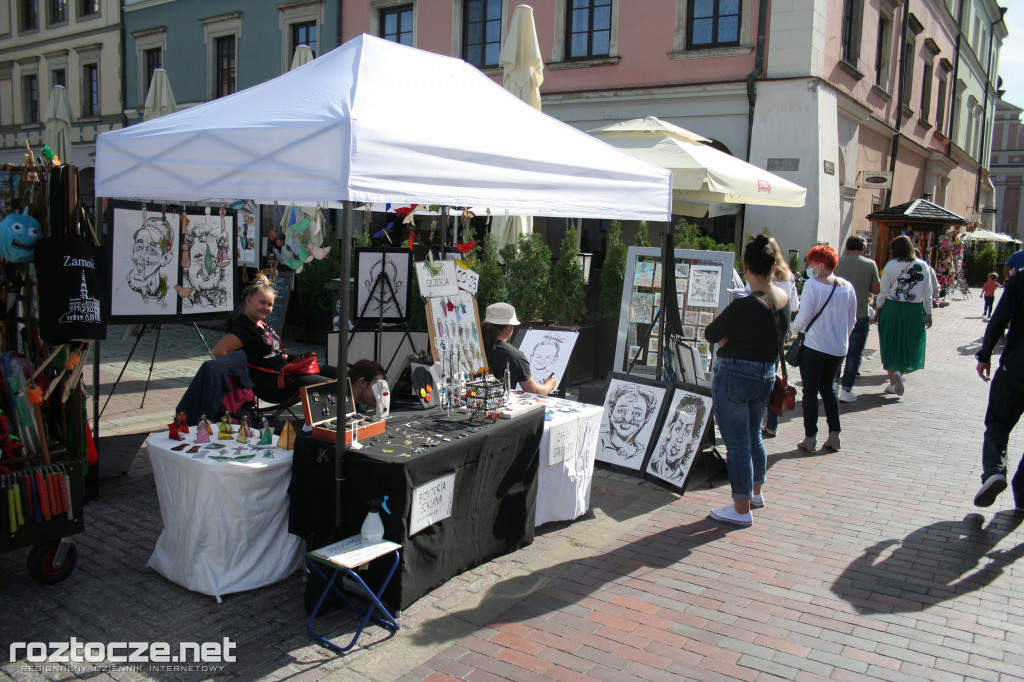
[{"left": 277, "top": 352, "right": 320, "bottom": 388}]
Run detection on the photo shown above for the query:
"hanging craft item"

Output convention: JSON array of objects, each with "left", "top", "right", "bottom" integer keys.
[
  {"left": 0, "top": 209, "right": 41, "bottom": 263},
  {"left": 168, "top": 420, "right": 183, "bottom": 441},
  {"left": 25, "top": 383, "right": 49, "bottom": 465},
  {"left": 0, "top": 411, "right": 24, "bottom": 461},
  {"left": 276, "top": 420, "right": 296, "bottom": 450},
  {"left": 175, "top": 411, "right": 189, "bottom": 434}
]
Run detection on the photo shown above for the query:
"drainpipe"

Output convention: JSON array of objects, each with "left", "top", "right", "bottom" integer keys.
[
  {"left": 337, "top": 0, "right": 343, "bottom": 46},
  {"left": 973, "top": 9, "right": 1004, "bottom": 211},
  {"left": 739, "top": 0, "right": 768, "bottom": 247},
  {"left": 884, "top": 1, "right": 911, "bottom": 209}
]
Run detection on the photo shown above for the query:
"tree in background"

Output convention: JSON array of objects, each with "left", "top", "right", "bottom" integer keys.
[
  {"left": 549, "top": 226, "right": 587, "bottom": 324},
  {"left": 501, "top": 233, "right": 552, "bottom": 321},
  {"left": 634, "top": 221, "right": 651, "bottom": 247},
  {"left": 600, "top": 220, "right": 628, "bottom": 318},
  {"left": 474, "top": 233, "right": 508, "bottom": 312}
]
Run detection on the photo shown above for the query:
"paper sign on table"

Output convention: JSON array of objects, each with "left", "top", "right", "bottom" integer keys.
[
  {"left": 409, "top": 472, "right": 456, "bottom": 535},
  {"left": 547, "top": 420, "right": 580, "bottom": 467}
]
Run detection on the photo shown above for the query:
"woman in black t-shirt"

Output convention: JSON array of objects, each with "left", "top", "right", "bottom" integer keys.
[
  {"left": 481, "top": 302, "right": 557, "bottom": 395},
  {"left": 211, "top": 276, "right": 333, "bottom": 403},
  {"left": 703, "top": 235, "right": 790, "bottom": 528}
]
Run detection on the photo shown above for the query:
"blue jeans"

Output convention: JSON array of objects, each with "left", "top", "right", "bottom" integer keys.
[
  {"left": 712, "top": 357, "right": 775, "bottom": 500},
  {"left": 836, "top": 316, "right": 870, "bottom": 390}
]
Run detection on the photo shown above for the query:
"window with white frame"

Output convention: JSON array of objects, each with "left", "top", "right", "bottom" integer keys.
[
  {"left": 841, "top": 0, "right": 863, "bottom": 66},
  {"left": 134, "top": 27, "right": 166, "bottom": 107},
  {"left": 874, "top": 4, "right": 894, "bottom": 88},
  {"left": 23, "top": 73, "right": 39, "bottom": 123},
  {"left": 900, "top": 34, "right": 915, "bottom": 109},
  {"left": 279, "top": 1, "right": 323, "bottom": 72},
  {"left": 48, "top": 0, "right": 66, "bottom": 25},
  {"left": 566, "top": 0, "right": 613, "bottom": 58},
  {"left": 202, "top": 13, "right": 241, "bottom": 100},
  {"left": 52, "top": 68, "right": 65, "bottom": 87},
  {"left": 672, "top": 0, "right": 747, "bottom": 57},
  {"left": 78, "top": 0, "right": 97, "bottom": 17},
  {"left": 380, "top": 4, "right": 413, "bottom": 45},
  {"left": 935, "top": 60, "right": 951, "bottom": 132},
  {"left": 920, "top": 61, "right": 932, "bottom": 121},
  {"left": 463, "top": 0, "right": 502, "bottom": 68},
  {"left": 81, "top": 62, "right": 98, "bottom": 116}
]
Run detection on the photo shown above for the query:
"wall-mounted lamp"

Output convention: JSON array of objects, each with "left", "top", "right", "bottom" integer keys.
[{"left": 577, "top": 252, "right": 593, "bottom": 284}]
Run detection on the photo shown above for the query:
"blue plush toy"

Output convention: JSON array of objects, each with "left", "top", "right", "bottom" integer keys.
[{"left": 0, "top": 209, "right": 41, "bottom": 263}]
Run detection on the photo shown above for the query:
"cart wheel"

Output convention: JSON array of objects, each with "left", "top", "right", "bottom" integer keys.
[{"left": 27, "top": 541, "right": 77, "bottom": 585}]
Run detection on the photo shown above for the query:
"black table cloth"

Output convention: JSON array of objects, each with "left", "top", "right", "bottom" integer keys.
[{"left": 289, "top": 406, "right": 545, "bottom": 611}]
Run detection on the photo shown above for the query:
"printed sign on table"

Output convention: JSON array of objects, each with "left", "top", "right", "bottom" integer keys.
[
  {"left": 547, "top": 420, "right": 580, "bottom": 466},
  {"left": 410, "top": 472, "right": 457, "bottom": 535}
]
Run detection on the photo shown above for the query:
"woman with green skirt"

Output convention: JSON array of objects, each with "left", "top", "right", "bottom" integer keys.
[{"left": 873, "top": 235, "right": 934, "bottom": 396}]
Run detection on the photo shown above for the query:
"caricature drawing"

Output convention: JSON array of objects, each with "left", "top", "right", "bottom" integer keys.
[
  {"left": 687, "top": 265, "right": 722, "bottom": 308},
  {"left": 126, "top": 215, "right": 174, "bottom": 306},
  {"left": 180, "top": 212, "right": 232, "bottom": 313},
  {"left": 597, "top": 382, "right": 661, "bottom": 467},
  {"left": 514, "top": 330, "right": 578, "bottom": 389},
  {"left": 357, "top": 251, "right": 410, "bottom": 320},
  {"left": 646, "top": 391, "right": 711, "bottom": 487}
]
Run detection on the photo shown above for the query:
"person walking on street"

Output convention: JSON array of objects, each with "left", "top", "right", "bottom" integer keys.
[
  {"left": 873, "top": 235, "right": 934, "bottom": 396},
  {"left": 982, "top": 273, "right": 1002, "bottom": 319},
  {"left": 791, "top": 245, "right": 857, "bottom": 452},
  {"left": 833, "top": 235, "right": 880, "bottom": 403},
  {"left": 973, "top": 271, "right": 1024, "bottom": 510}
]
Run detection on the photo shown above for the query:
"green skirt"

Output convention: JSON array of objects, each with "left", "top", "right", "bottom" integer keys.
[{"left": 878, "top": 300, "right": 926, "bottom": 373}]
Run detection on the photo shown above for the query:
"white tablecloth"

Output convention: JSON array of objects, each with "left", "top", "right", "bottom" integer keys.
[
  {"left": 146, "top": 429, "right": 304, "bottom": 599},
  {"left": 523, "top": 396, "right": 603, "bottom": 527}
]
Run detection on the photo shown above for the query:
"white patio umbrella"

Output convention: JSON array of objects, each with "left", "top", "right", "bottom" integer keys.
[
  {"left": 43, "top": 85, "right": 73, "bottom": 166},
  {"left": 290, "top": 44, "right": 314, "bottom": 70},
  {"left": 143, "top": 69, "right": 176, "bottom": 121},
  {"left": 961, "top": 229, "right": 1014, "bottom": 242},
  {"left": 491, "top": 4, "right": 544, "bottom": 255},
  {"left": 590, "top": 117, "right": 807, "bottom": 217}
]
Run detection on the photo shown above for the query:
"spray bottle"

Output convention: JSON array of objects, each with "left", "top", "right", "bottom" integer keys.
[{"left": 361, "top": 495, "right": 390, "bottom": 543}]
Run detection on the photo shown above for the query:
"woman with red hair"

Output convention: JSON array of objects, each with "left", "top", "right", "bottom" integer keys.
[{"left": 791, "top": 245, "right": 857, "bottom": 452}]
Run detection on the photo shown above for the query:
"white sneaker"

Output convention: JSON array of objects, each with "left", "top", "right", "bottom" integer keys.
[
  {"left": 751, "top": 493, "right": 765, "bottom": 509},
  {"left": 839, "top": 390, "right": 857, "bottom": 403},
  {"left": 884, "top": 384, "right": 897, "bottom": 395},
  {"left": 893, "top": 372, "right": 905, "bottom": 396},
  {"left": 797, "top": 436, "right": 816, "bottom": 451},
  {"left": 710, "top": 506, "right": 752, "bottom": 527}
]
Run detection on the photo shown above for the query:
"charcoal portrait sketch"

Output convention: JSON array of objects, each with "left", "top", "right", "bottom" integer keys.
[
  {"left": 645, "top": 388, "right": 713, "bottom": 489},
  {"left": 596, "top": 378, "right": 667, "bottom": 470}
]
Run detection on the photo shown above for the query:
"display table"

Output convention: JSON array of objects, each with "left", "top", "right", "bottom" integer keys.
[
  {"left": 289, "top": 405, "right": 545, "bottom": 611},
  {"left": 505, "top": 394, "right": 603, "bottom": 527},
  {"left": 147, "top": 428, "right": 304, "bottom": 600}
]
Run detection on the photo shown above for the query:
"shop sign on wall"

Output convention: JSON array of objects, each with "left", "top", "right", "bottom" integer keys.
[{"left": 410, "top": 472, "right": 456, "bottom": 535}]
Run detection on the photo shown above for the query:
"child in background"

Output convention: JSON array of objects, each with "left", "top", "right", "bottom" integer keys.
[{"left": 983, "top": 273, "right": 1002, "bottom": 319}]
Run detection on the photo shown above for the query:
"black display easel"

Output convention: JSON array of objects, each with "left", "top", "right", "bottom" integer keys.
[
  {"left": 97, "top": 321, "right": 212, "bottom": 419},
  {"left": 350, "top": 249, "right": 419, "bottom": 378}
]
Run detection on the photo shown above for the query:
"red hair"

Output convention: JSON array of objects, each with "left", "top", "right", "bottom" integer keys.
[{"left": 806, "top": 244, "right": 839, "bottom": 270}]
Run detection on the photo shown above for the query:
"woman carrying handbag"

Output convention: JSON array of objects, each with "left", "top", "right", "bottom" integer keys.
[{"left": 791, "top": 245, "right": 857, "bottom": 452}]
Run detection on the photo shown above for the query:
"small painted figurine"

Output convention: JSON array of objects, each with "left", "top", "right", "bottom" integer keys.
[
  {"left": 195, "top": 414, "right": 212, "bottom": 443},
  {"left": 168, "top": 420, "right": 183, "bottom": 441},
  {"left": 175, "top": 411, "right": 189, "bottom": 434},
  {"left": 258, "top": 418, "right": 274, "bottom": 446},
  {"left": 277, "top": 420, "right": 296, "bottom": 450},
  {"left": 218, "top": 414, "right": 233, "bottom": 440}
]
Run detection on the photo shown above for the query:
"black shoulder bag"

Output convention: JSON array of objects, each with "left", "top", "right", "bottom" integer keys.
[{"left": 784, "top": 280, "right": 836, "bottom": 367}]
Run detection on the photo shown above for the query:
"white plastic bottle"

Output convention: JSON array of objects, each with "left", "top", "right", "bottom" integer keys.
[{"left": 361, "top": 496, "right": 390, "bottom": 543}]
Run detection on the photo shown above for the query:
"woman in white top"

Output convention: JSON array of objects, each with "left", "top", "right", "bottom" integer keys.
[
  {"left": 745, "top": 237, "right": 800, "bottom": 437},
  {"left": 873, "top": 235, "right": 935, "bottom": 396},
  {"left": 791, "top": 244, "right": 857, "bottom": 452}
]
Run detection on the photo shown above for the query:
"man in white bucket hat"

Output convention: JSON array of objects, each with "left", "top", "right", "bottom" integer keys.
[{"left": 482, "top": 302, "right": 557, "bottom": 395}]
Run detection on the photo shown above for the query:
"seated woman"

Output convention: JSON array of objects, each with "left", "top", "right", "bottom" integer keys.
[
  {"left": 481, "top": 302, "right": 557, "bottom": 395},
  {"left": 211, "top": 275, "right": 334, "bottom": 404}
]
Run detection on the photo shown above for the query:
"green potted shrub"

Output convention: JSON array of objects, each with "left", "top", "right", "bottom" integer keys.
[
  {"left": 474, "top": 233, "right": 508, "bottom": 312},
  {"left": 501, "top": 233, "right": 551, "bottom": 322},
  {"left": 549, "top": 226, "right": 587, "bottom": 324}
]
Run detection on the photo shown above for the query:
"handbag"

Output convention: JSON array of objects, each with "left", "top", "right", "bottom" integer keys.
[
  {"left": 249, "top": 351, "right": 320, "bottom": 389},
  {"left": 784, "top": 281, "right": 837, "bottom": 367},
  {"left": 753, "top": 291, "right": 797, "bottom": 416}
]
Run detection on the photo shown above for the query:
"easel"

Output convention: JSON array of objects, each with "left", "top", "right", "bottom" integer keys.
[
  {"left": 97, "top": 321, "right": 213, "bottom": 419},
  {"left": 350, "top": 248, "right": 420, "bottom": 377}
]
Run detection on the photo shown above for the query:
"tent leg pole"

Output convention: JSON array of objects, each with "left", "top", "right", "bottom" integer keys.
[{"left": 335, "top": 201, "right": 352, "bottom": 494}]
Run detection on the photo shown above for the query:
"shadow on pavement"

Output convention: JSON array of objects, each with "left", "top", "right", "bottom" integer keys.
[{"left": 831, "top": 511, "right": 1024, "bottom": 614}]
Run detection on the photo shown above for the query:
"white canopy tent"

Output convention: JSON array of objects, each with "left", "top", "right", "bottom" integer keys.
[{"left": 96, "top": 34, "right": 671, "bottom": 221}]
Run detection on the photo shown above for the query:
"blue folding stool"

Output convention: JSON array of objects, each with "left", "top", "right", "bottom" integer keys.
[{"left": 305, "top": 536, "right": 401, "bottom": 653}]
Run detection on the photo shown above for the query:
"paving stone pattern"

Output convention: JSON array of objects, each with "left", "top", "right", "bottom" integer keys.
[{"left": 1, "top": 291, "right": 1023, "bottom": 681}]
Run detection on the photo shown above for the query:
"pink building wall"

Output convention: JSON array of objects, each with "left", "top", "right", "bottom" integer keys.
[{"left": 341, "top": 1, "right": 762, "bottom": 95}]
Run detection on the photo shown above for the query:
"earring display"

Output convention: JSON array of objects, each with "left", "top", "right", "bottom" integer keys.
[{"left": 300, "top": 379, "right": 386, "bottom": 445}]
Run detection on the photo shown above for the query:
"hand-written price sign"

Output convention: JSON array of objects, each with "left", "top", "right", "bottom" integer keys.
[
  {"left": 455, "top": 265, "right": 479, "bottom": 296},
  {"left": 409, "top": 472, "right": 456, "bottom": 535},
  {"left": 547, "top": 420, "right": 580, "bottom": 467}
]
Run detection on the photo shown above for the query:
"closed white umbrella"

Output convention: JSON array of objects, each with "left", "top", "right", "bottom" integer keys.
[
  {"left": 491, "top": 4, "right": 543, "bottom": 254},
  {"left": 143, "top": 69, "right": 176, "bottom": 121},
  {"left": 290, "top": 44, "right": 314, "bottom": 70},
  {"left": 591, "top": 118, "right": 807, "bottom": 217},
  {"left": 43, "top": 85, "right": 73, "bottom": 166}
]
